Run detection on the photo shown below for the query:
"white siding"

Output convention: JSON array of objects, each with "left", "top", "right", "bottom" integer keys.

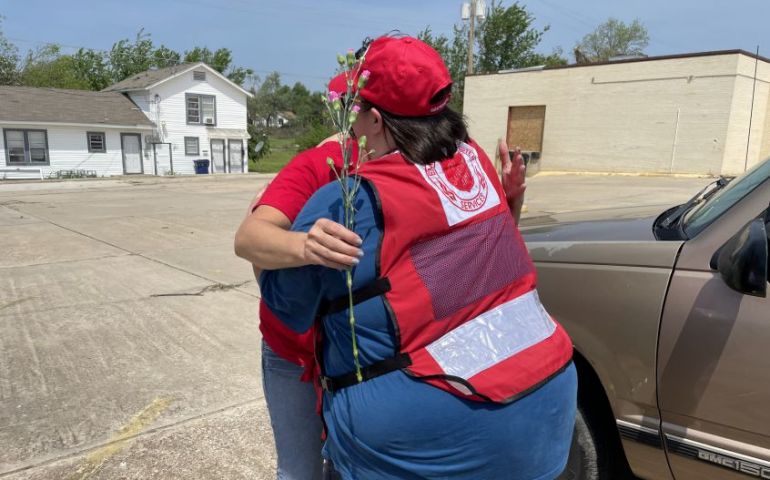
[
  {"left": 1, "top": 124, "right": 150, "bottom": 178},
  {"left": 146, "top": 68, "right": 249, "bottom": 174},
  {"left": 464, "top": 53, "right": 765, "bottom": 175},
  {"left": 129, "top": 92, "right": 152, "bottom": 119}
]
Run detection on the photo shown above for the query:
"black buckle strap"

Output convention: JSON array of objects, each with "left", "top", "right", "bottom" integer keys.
[
  {"left": 320, "top": 353, "right": 411, "bottom": 393},
  {"left": 317, "top": 277, "right": 391, "bottom": 317}
]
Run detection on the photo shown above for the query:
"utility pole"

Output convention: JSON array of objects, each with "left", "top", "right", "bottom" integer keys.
[
  {"left": 467, "top": 0, "right": 476, "bottom": 75},
  {"left": 462, "top": 1, "right": 485, "bottom": 75}
]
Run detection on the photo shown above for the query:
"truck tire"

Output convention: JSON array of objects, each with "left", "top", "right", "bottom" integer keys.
[{"left": 558, "top": 407, "right": 602, "bottom": 480}]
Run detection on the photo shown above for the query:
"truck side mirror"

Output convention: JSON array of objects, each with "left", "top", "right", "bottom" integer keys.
[{"left": 711, "top": 218, "right": 768, "bottom": 297}]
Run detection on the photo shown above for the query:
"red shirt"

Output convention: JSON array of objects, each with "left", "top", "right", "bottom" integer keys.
[{"left": 254, "top": 140, "right": 357, "bottom": 377}]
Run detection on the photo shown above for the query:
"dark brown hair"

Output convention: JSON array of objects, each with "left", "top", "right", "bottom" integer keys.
[{"left": 360, "top": 87, "right": 469, "bottom": 165}]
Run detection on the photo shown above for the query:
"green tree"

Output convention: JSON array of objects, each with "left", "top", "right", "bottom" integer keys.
[
  {"left": 295, "top": 121, "right": 334, "bottom": 151},
  {"left": 184, "top": 46, "right": 253, "bottom": 86},
  {"left": 575, "top": 18, "right": 649, "bottom": 62},
  {"left": 152, "top": 45, "right": 181, "bottom": 68},
  {"left": 475, "top": 1, "right": 552, "bottom": 72},
  {"left": 72, "top": 48, "right": 111, "bottom": 90},
  {"left": 286, "top": 82, "right": 326, "bottom": 128},
  {"left": 251, "top": 72, "right": 289, "bottom": 129},
  {"left": 19, "top": 44, "right": 91, "bottom": 89},
  {"left": 0, "top": 17, "right": 19, "bottom": 85},
  {"left": 530, "top": 47, "right": 569, "bottom": 67},
  {"left": 419, "top": 2, "right": 563, "bottom": 111},
  {"left": 417, "top": 25, "right": 467, "bottom": 111},
  {"left": 109, "top": 29, "right": 157, "bottom": 82},
  {"left": 247, "top": 86, "right": 270, "bottom": 165}
]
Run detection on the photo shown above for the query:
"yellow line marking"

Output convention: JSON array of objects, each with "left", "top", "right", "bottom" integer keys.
[{"left": 68, "top": 396, "right": 173, "bottom": 480}]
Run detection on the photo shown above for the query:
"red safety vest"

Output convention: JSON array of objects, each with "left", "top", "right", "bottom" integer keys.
[{"left": 321, "top": 140, "right": 572, "bottom": 403}]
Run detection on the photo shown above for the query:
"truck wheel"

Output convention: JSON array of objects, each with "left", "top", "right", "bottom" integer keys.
[{"left": 558, "top": 407, "right": 602, "bottom": 480}]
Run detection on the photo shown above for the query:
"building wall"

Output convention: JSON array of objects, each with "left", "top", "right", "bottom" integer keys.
[
  {"left": 129, "top": 68, "right": 249, "bottom": 174},
  {"left": 464, "top": 53, "right": 752, "bottom": 175},
  {"left": 759, "top": 87, "right": 770, "bottom": 167},
  {"left": 723, "top": 56, "right": 770, "bottom": 174},
  {"left": 0, "top": 124, "right": 151, "bottom": 178}
]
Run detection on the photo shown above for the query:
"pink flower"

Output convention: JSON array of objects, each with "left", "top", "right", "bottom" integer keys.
[
  {"left": 352, "top": 105, "right": 361, "bottom": 113},
  {"left": 357, "top": 70, "right": 371, "bottom": 89},
  {"left": 328, "top": 91, "right": 340, "bottom": 102}
]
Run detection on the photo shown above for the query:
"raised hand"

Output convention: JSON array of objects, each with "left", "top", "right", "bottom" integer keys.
[{"left": 499, "top": 139, "right": 526, "bottom": 224}]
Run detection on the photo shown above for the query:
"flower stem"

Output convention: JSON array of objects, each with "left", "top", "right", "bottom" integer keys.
[{"left": 347, "top": 269, "right": 363, "bottom": 382}]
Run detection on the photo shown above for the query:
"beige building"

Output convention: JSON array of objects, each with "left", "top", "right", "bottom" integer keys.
[{"left": 464, "top": 50, "right": 770, "bottom": 176}]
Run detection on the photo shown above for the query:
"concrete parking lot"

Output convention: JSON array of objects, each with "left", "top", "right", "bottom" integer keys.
[{"left": 0, "top": 172, "right": 713, "bottom": 479}]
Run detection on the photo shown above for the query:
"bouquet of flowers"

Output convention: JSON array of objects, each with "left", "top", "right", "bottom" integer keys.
[{"left": 322, "top": 48, "right": 371, "bottom": 382}]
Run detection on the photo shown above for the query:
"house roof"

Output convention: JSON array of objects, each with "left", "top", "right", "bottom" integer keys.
[
  {"left": 103, "top": 63, "right": 198, "bottom": 92},
  {"left": 103, "top": 62, "right": 253, "bottom": 98},
  {"left": 0, "top": 86, "right": 154, "bottom": 127}
]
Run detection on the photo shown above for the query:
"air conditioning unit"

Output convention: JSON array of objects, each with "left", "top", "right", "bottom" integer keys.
[{"left": 204, "top": 118, "right": 215, "bottom": 125}]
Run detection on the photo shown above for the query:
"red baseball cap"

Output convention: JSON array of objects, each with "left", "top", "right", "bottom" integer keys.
[{"left": 328, "top": 36, "right": 452, "bottom": 117}]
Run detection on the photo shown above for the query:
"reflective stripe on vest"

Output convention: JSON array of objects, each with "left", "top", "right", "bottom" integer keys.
[{"left": 425, "top": 290, "right": 555, "bottom": 380}]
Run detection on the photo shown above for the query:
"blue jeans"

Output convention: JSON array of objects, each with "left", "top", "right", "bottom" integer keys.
[{"left": 261, "top": 340, "right": 324, "bottom": 480}]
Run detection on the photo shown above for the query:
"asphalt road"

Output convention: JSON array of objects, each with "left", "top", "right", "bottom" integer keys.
[{"left": 0, "top": 172, "right": 713, "bottom": 479}]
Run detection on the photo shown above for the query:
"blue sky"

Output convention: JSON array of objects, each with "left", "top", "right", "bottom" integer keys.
[{"left": 1, "top": 0, "right": 768, "bottom": 91}]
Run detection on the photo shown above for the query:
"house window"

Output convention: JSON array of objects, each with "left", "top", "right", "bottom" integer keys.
[
  {"left": 185, "top": 137, "right": 200, "bottom": 156},
  {"left": 193, "top": 71, "right": 206, "bottom": 81},
  {"left": 87, "top": 132, "right": 106, "bottom": 153},
  {"left": 186, "top": 94, "right": 216, "bottom": 125},
  {"left": 4, "top": 129, "right": 49, "bottom": 165}
]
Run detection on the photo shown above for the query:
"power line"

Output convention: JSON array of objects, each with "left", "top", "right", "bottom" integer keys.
[
  {"left": 533, "top": 0, "right": 678, "bottom": 52},
  {"left": 535, "top": 0, "right": 598, "bottom": 31}
]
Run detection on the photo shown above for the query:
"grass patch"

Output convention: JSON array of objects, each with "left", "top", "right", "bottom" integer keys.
[{"left": 250, "top": 137, "right": 299, "bottom": 173}]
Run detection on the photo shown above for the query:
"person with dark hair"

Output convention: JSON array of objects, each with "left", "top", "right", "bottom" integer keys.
[
  {"left": 259, "top": 36, "right": 576, "bottom": 479},
  {"left": 235, "top": 39, "right": 528, "bottom": 480}
]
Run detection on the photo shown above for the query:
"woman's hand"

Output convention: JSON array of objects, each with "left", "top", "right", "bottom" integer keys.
[
  {"left": 499, "top": 140, "right": 526, "bottom": 224},
  {"left": 303, "top": 218, "right": 363, "bottom": 269}
]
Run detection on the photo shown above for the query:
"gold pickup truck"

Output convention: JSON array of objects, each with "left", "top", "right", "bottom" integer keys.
[{"left": 521, "top": 157, "right": 770, "bottom": 480}]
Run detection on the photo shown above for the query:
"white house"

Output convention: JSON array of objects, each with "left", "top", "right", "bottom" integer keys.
[
  {"left": 0, "top": 62, "right": 252, "bottom": 179},
  {"left": 254, "top": 111, "right": 297, "bottom": 128},
  {"left": 0, "top": 87, "right": 154, "bottom": 179},
  {"left": 104, "top": 62, "right": 253, "bottom": 175},
  {"left": 464, "top": 49, "right": 770, "bottom": 176}
]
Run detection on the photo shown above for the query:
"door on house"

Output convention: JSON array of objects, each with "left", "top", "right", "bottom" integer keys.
[
  {"left": 228, "top": 139, "right": 244, "bottom": 174},
  {"left": 211, "top": 139, "right": 226, "bottom": 173},
  {"left": 153, "top": 143, "right": 173, "bottom": 175},
  {"left": 121, "top": 133, "right": 143, "bottom": 174},
  {"left": 506, "top": 106, "right": 546, "bottom": 168}
]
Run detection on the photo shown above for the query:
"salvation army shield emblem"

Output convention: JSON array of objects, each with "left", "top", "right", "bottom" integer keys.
[{"left": 416, "top": 142, "right": 500, "bottom": 226}]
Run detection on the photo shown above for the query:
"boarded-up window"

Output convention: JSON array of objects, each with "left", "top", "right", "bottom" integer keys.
[{"left": 506, "top": 106, "right": 546, "bottom": 152}]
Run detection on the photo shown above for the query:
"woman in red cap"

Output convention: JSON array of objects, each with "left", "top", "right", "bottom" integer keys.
[{"left": 259, "top": 35, "right": 576, "bottom": 479}]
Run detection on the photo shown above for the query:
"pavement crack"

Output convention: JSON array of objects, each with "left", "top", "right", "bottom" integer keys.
[
  {"left": 151, "top": 281, "right": 251, "bottom": 297},
  {"left": 0, "top": 297, "right": 36, "bottom": 310}
]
